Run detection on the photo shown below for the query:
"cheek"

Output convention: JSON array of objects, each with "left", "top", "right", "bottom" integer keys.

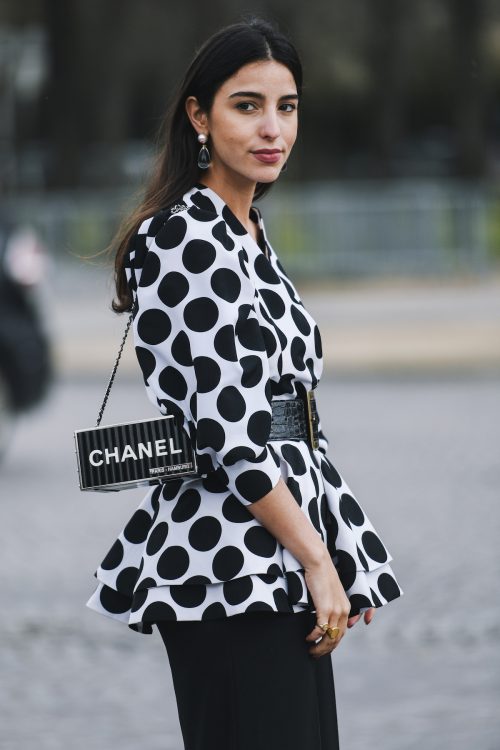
[
  {"left": 284, "top": 119, "right": 298, "bottom": 147},
  {"left": 212, "top": 113, "right": 245, "bottom": 143},
  {"left": 214, "top": 137, "right": 241, "bottom": 164},
  {"left": 213, "top": 116, "right": 252, "bottom": 155}
]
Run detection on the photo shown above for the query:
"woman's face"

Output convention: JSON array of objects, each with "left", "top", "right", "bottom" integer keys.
[{"left": 188, "top": 59, "right": 299, "bottom": 187}]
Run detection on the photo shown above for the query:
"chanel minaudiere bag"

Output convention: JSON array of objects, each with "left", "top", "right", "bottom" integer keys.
[{"left": 74, "top": 299, "right": 198, "bottom": 492}]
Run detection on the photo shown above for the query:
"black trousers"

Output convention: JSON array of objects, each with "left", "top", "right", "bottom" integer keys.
[{"left": 157, "top": 609, "right": 340, "bottom": 750}]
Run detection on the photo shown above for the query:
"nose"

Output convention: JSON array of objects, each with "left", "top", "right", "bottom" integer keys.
[{"left": 259, "top": 107, "right": 281, "bottom": 140}]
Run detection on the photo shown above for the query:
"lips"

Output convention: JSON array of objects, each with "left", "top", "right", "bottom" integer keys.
[{"left": 252, "top": 149, "right": 283, "bottom": 164}]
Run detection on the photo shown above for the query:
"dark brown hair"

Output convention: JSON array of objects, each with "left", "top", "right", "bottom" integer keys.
[{"left": 110, "top": 15, "right": 303, "bottom": 313}]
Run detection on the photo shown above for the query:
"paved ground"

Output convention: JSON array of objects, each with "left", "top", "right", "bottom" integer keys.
[{"left": 1, "top": 370, "right": 499, "bottom": 750}]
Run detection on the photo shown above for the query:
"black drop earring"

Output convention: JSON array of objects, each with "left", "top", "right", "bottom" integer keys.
[{"left": 197, "top": 133, "right": 211, "bottom": 169}]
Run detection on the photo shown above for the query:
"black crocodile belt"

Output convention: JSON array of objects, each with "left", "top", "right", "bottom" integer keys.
[{"left": 268, "top": 391, "right": 319, "bottom": 450}]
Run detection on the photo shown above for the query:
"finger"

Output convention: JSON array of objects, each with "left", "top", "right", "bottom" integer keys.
[
  {"left": 308, "top": 640, "right": 336, "bottom": 657},
  {"left": 305, "top": 622, "right": 341, "bottom": 642},
  {"left": 307, "top": 621, "right": 345, "bottom": 656},
  {"left": 305, "top": 626, "right": 324, "bottom": 642},
  {"left": 308, "top": 631, "right": 344, "bottom": 658},
  {"left": 364, "top": 607, "right": 376, "bottom": 624},
  {"left": 305, "top": 616, "right": 331, "bottom": 642},
  {"left": 347, "top": 613, "right": 361, "bottom": 628},
  {"left": 309, "top": 645, "right": 335, "bottom": 658},
  {"left": 308, "top": 637, "right": 333, "bottom": 657}
]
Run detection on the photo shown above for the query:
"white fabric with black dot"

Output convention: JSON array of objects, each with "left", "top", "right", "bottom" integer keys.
[{"left": 86, "top": 183, "right": 403, "bottom": 633}]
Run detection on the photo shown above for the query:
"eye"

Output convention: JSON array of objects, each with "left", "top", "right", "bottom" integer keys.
[
  {"left": 236, "top": 102, "right": 257, "bottom": 112},
  {"left": 280, "top": 103, "right": 297, "bottom": 112}
]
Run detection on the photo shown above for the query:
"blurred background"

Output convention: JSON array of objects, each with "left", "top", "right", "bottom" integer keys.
[{"left": 0, "top": 1, "right": 499, "bottom": 749}]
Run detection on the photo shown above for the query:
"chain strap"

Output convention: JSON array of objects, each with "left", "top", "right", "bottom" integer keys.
[
  {"left": 95, "top": 200, "right": 187, "bottom": 427},
  {"left": 96, "top": 298, "right": 137, "bottom": 427}
]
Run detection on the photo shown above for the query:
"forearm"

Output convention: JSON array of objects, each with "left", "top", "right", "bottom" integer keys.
[{"left": 245, "top": 477, "right": 327, "bottom": 569}]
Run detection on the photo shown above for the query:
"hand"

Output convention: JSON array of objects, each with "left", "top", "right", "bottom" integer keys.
[
  {"left": 347, "top": 607, "right": 376, "bottom": 628},
  {"left": 303, "top": 549, "right": 352, "bottom": 659}
]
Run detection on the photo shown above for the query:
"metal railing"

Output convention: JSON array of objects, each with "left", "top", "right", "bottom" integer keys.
[
  {"left": 4, "top": 179, "right": 500, "bottom": 279},
  {"left": 263, "top": 180, "right": 496, "bottom": 278}
]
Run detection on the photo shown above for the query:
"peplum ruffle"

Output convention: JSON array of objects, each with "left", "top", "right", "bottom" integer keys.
[{"left": 86, "top": 440, "right": 403, "bottom": 634}]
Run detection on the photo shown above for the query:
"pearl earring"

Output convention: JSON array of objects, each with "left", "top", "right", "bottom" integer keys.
[{"left": 197, "top": 133, "right": 211, "bottom": 169}]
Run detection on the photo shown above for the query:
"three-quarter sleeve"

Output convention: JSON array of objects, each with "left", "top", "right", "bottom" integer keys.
[{"left": 130, "top": 211, "right": 282, "bottom": 506}]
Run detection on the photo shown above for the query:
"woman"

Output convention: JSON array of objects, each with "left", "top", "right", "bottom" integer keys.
[{"left": 87, "top": 16, "right": 403, "bottom": 750}]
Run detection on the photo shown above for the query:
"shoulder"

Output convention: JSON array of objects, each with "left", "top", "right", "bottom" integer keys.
[
  {"left": 136, "top": 201, "right": 187, "bottom": 246},
  {"left": 137, "top": 205, "right": 215, "bottom": 252},
  {"left": 137, "top": 198, "right": 242, "bottom": 269}
]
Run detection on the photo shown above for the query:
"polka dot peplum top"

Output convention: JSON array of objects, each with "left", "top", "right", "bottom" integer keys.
[{"left": 86, "top": 182, "right": 404, "bottom": 633}]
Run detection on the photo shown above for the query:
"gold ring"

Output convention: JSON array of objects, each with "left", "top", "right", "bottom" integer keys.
[
  {"left": 318, "top": 623, "right": 341, "bottom": 640},
  {"left": 326, "top": 626, "right": 340, "bottom": 640}
]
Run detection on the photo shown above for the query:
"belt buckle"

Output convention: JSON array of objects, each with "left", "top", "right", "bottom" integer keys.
[{"left": 306, "top": 390, "right": 319, "bottom": 450}]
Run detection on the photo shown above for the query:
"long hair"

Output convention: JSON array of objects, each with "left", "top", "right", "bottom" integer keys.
[{"left": 111, "top": 16, "right": 303, "bottom": 313}]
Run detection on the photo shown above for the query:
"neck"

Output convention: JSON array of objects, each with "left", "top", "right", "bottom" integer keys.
[{"left": 197, "top": 172, "right": 256, "bottom": 229}]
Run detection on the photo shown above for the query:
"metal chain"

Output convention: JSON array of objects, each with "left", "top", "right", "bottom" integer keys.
[
  {"left": 96, "top": 299, "right": 137, "bottom": 427},
  {"left": 94, "top": 200, "right": 187, "bottom": 427}
]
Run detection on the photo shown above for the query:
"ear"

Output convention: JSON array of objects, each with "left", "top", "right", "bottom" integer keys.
[{"left": 185, "top": 96, "right": 208, "bottom": 137}]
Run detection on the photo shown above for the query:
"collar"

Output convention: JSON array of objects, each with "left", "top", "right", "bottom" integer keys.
[{"left": 184, "top": 182, "right": 271, "bottom": 256}]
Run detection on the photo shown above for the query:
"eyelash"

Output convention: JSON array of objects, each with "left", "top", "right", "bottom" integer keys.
[{"left": 236, "top": 102, "right": 297, "bottom": 112}]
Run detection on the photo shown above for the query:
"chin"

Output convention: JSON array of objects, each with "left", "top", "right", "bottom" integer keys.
[
  {"left": 252, "top": 168, "right": 282, "bottom": 184},
  {"left": 255, "top": 175, "right": 279, "bottom": 185},
  {"left": 231, "top": 163, "right": 282, "bottom": 186}
]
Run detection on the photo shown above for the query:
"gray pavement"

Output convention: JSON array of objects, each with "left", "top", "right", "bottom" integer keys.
[{"left": 1, "top": 371, "right": 499, "bottom": 750}]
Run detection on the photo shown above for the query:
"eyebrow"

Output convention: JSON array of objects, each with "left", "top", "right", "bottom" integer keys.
[{"left": 228, "top": 91, "right": 299, "bottom": 101}]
